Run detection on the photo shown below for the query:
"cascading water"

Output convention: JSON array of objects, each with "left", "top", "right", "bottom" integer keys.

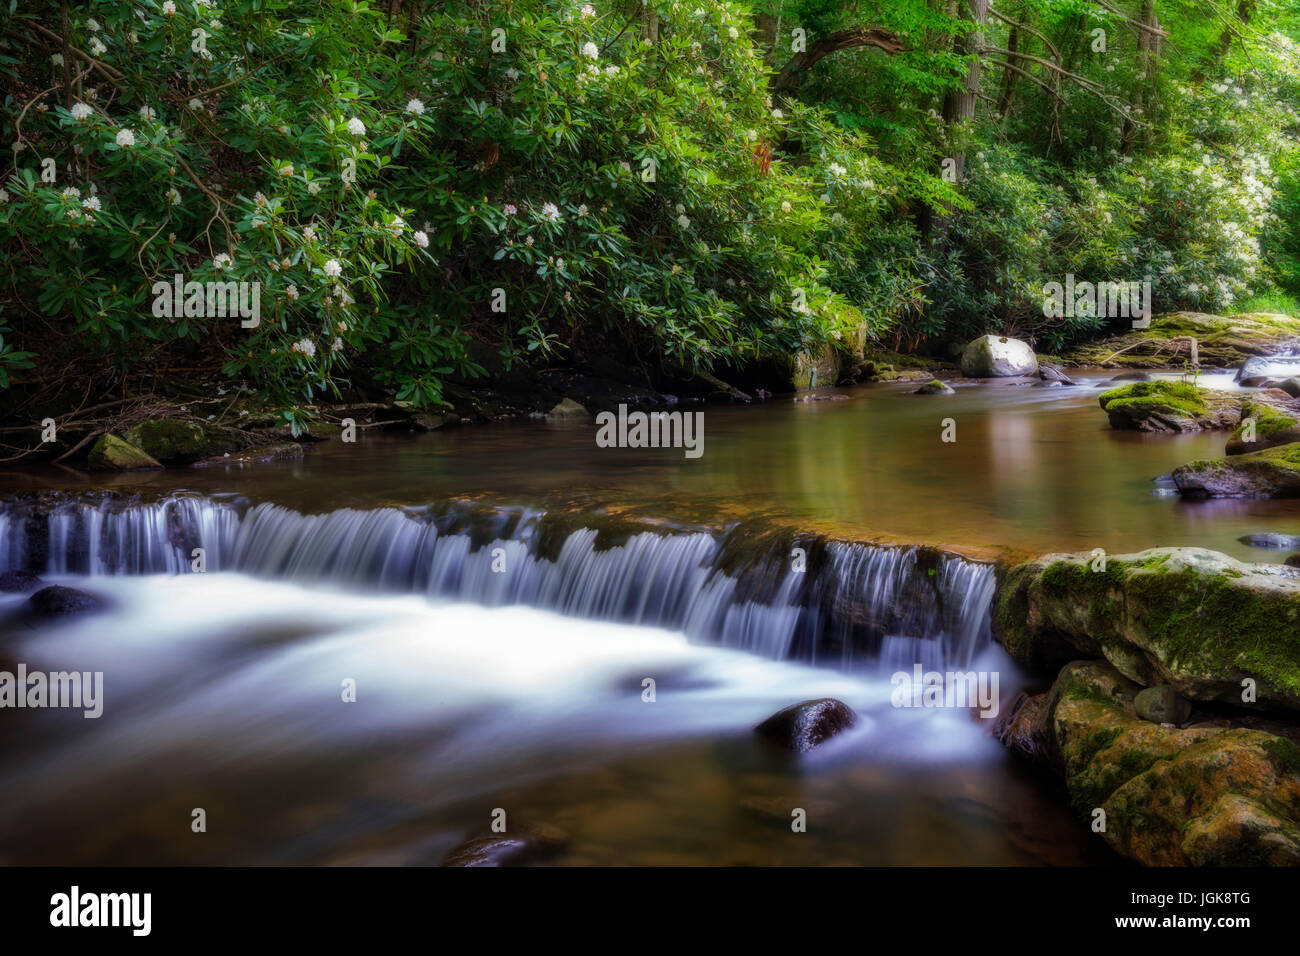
[{"left": 0, "top": 494, "right": 996, "bottom": 672}]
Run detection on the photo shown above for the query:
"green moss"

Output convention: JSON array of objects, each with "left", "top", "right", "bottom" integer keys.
[
  {"left": 1262, "top": 737, "right": 1300, "bottom": 776},
  {"left": 1233, "top": 400, "right": 1299, "bottom": 441},
  {"left": 1098, "top": 380, "right": 1207, "bottom": 418},
  {"left": 122, "top": 419, "right": 241, "bottom": 464}
]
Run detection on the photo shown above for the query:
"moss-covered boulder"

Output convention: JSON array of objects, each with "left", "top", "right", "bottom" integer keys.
[
  {"left": 1172, "top": 442, "right": 1300, "bottom": 497},
  {"left": 1226, "top": 397, "right": 1300, "bottom": 454},
  {"left": 912, "top": 379, "right": 954, "bottom": 395},
  {"left": 1096, "top": 380, "right": 1238, "bottom": 432},
  {"left": 1007, "top": 661, "right": 1300, "bottom": 866},
  {"left": 1063, "top": 311, "right": 1300, "bottom": 368},
  {"left": 121, "top": 419, "right": 245, "bottom": 465},
  {"left": 996, "top": 547, "right": 1300, "bottom": 713},
  {"left": 85, "top": 433, "right": 163, "bottom": 471}
]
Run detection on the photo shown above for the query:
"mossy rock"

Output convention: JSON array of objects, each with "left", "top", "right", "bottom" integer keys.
[
  {"left": 1060, "top": 664, "right": 1300, "bottom": 866},
  {"left": 1063, "top": 311, "right": 1300, "bottom": 368},
  {"left": 1096, "top": 380, "right": 1238, "bottom": 432},
  {"left": 995, "top": 547, "right": 1300, "bottom": 713},
  {"left": 1227, "top": 398, "right": 1300, "bottom": 454},
  {"left": 1173, "top": 442, "right": 1300, "bottom": 497},
  {"left": 85, "top": 433, "right": 163, "bottom": 471},
  {"left": 121, "top": 419, "right": 245, "bottom": 465},
  {"left": 1007, "top": 661, "right": 1300, "bottom": 865},
  {"left": 912, "top": 379, "right": 954, "bottom": 395}
]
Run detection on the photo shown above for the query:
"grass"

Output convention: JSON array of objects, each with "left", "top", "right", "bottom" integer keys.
[{"left": 1234, "top": 290, "right": 1300, "bottom": 317}]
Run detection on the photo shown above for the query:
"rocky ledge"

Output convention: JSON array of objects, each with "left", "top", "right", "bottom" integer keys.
[{"left": 995, "top": 547, "right": 1300, "bottom": 714}]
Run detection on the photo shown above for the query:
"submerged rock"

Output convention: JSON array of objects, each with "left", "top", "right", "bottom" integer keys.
[
  {"left": 754, "top": 698, "right": 857, "bottom": 753},
  {"left": 1108, "top": 371, "right": 1154, "bottom": 382},
  {"left": 1239, "top": 533, "right": 1300, "bottom": 550},
  {"left": 546, "top": 398, "right": 589, "bottom": 418},
  {"left": 959, "top": 335, "right": 1038, "bottom": 378},
  {"left": 86, "top": 433, "right": 163, "bottom": 471},
  {"left": 1002, "top": 660, "right": 1300, "bottom": 866},
  {"left": 1172, "top": 442, "right": 1300, "bottom": 497},
  {"left": 1096, "top": 381, "right": 1238, "bottom": 432},
  {"left": 912, "top": 379, "right": 955, "bottom": 395},
  {"left": 27, "top": 585, "right": 110, "bottom": 619},
  {"left": 995, "top": 547, "right": 1300, "bottom": 713},
  {"left": 1039, "top": 364, "right": 1076, "bottom": 385},
  {"left": 441, "top": 825, "right": 568, "bottom": 867},
  {"left": 0, "top": 570, "right": 43, "bottom": 593}
]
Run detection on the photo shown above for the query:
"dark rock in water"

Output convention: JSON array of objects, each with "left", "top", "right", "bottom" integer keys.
[
  {"left": 441, "top": 825, "right": 568, "bottom": 867},
  {"left": 1039, "top": 365, "right": 1076, "bottom": 385},
  {"left": 27, "top": 586, "right": 110, "bottom": 619},
  {"left": 1238, "top": 533, "right": 1300, "bottom": 550},
  {"left": 1240, "top": 375, "right": 1274, "bottom": 388},
  {"left": 1287, "top": 554, "right": 1300, "bottom": 568},
  {"left": 755, "top": 698, "right": 857, "bottom": 753},
  {"left": 0, "top": 570, "right": 44, "bottom": 593},
  {"left": 1135, "top": 685, "right": 1193, "bottom": 725},
  {"left": 994, "top": 690, "right": 1058, "bottom": 768},
  {"left": 1236, "top": 355, "right": 1300, "bottom": 383},
  {"left": 912, "top": 379, "right": 954, "bottom": 395},
  {"left": 1276, "top": 377, "right": 1300, "bottom": 398},
  {"left": 1108, "top": 371, "right": 1153, "bottom": 382}
]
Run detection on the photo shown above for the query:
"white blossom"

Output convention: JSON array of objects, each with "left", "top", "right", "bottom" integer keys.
[
  {"left": 405, "top": 98, "right": 425, "bottom": 115},
  {"left": 323, "top": 258, "right": 342, "bottom": 277},
  {"left": 115, "top": 128, "right": 136, "bottom": 147},
  {"left": 346, "top": 117, "right": 365, "bottom": 136}
]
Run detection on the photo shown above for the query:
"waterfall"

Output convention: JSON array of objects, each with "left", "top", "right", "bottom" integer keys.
[{"left": 0, "top": 494, "right": 996, "bottom": 671}]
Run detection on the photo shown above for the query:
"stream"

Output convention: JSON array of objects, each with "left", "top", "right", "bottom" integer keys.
[{"left": 2, "top": 368, "right": 1297, "bottom": 865}]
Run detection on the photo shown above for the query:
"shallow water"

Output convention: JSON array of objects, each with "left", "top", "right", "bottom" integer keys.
[{"left": 3, "top": 370, "right": 1295, "bottom": 560}]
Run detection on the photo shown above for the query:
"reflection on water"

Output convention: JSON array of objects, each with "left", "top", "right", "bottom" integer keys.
[
  {"left": 0, "top": 575, "right": 1111, "bottom": 866},
  {"left": 2, "top": 370, "right": 1296, "bottom": 559}
]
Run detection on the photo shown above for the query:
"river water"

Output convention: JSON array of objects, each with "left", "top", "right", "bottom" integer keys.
[{"left": 0, "top": 369, "right": 1294, "bottom": 865}]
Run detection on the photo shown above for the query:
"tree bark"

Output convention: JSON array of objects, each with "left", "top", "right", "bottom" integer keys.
[{"left": 771, "top": 26, "right": 906, "bottom": 93}]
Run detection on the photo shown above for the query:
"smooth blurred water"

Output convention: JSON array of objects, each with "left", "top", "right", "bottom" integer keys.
[{"left": 0, "top": 574, "right": 1105, "bottom": 865}]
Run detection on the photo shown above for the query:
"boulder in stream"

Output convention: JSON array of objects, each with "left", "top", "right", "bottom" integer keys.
[
  {"left": 999, "top": 660, "right": 1300, "bottom": 866},
  {"left": 26, "top": 585, "right": 111, "bottom": 619},
  {"left": 995, "top": 547, "right": 1300, "bottom": 714},
  {"left": 1173, "top": 442, "right": 1300, "bottom": 497},
  {"left": 86, "top": 433, "right": 163, "bottom": 471},
  {"left": 755, "top": 698, "right": 857, "bottom": 753},
  {"left": 959, "top": 335, "right": 1038, "bottom": 378},
  {"left": 912, "top": 379, "right": 955, "bottom": 395},
  {"left": 1096, "top": 381, "right": 1239, "bottom": 432}
]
